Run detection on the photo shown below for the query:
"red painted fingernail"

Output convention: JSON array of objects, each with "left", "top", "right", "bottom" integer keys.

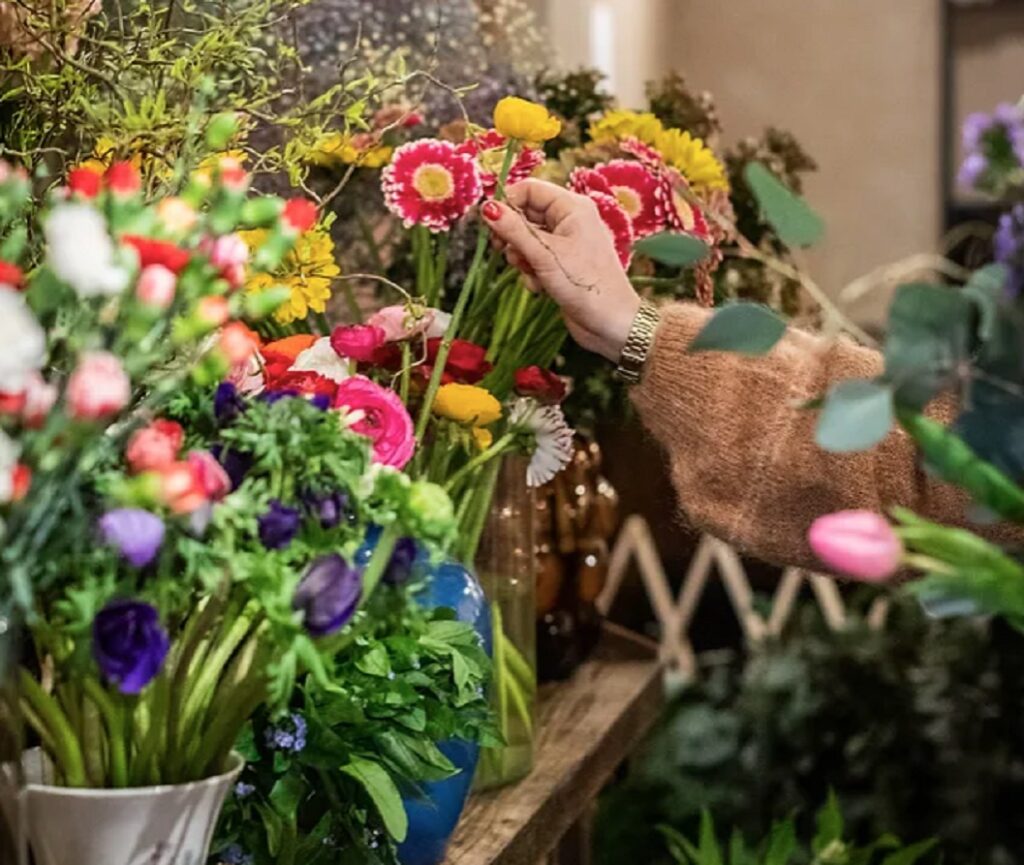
[{"left": 482, "top": 200, "right": 503, "bottom": 221}]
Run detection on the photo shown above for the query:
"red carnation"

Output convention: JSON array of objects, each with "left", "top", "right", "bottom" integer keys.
[
  {"left": 105, "top": 161, "right": 142, "bottom": 196},
  {"left": 122, "top": 235, "right": 191, "bottom": 274},
  {"left": 282, "top": 198, "right": 317, "bottom": 234},
  {"left": 514, "top": 366, "right": 567, "bottom": 405},
  {"left": 67, "top": 167, "right": 103, "bottom": 199},
  {"left": 0, "top": 260, "right": 24, "bottom": 290},
  {"left": 426, "top": 338, "right": 492, "bottom": 384}
]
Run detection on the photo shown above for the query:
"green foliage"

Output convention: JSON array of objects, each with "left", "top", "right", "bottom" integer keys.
[
  {"left": 688, "top": 304, "right": 787, "bottom": 355},
  {"left": 636, "top": 232, "right": 710, "bottom": 268},
  {"left": 815, "top": 380, "right": 894, "bottom": 453},
  {"left": 658, "top": 797, "right": 936, "bottom": 865},
  {"left": 742, "top": 163, "right": 825, "bottom": 249}
]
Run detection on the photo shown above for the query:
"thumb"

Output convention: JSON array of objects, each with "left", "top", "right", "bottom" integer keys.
[{"left": 482, "top": 200, "right": 555, "bottom": 272}]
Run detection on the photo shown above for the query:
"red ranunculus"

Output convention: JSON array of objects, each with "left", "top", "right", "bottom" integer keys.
[
  {"left": 0, "top": 260, "right": 24, "bottom": 289},
  {"left": 122, "top": 235, "right": 191, "bottom": 274},
  {"left": 514, "top": 366, "right": 567, "bottom": 404},
  {"left": 158, "top": 461, "right": 208, "bottom": 514},
  {"left": 282, "top": 198, "right": 317, "bottom": 234},
  {"left": 11, "top": 464, "right": 31, "bottom": 502},
  {"left": 270, "top": 370, "right": 339, "bottom": 401},
  {"left": 67, "top": 167, "right": 103, "bottom": 199},
  {"left": 426, "top": 338, "right": 491, "bottom": 384},
  {"left": 105, "top": 161, "right": 142, "bottom": 196}
]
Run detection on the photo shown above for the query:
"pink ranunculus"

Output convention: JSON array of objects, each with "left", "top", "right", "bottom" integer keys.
[
  {"left": 67, "top": 351, "right": 130, "bottom": 421},
  {"left": 332, "top": 375, "right": 415, "bottom": 469},
  {"left": 136, "top": 264, "right": 177, "bottom": 309},
  {"left": 125, "top": 419, "right": 184, "bottom": 474},
  {"left": 808, "top": 510, "right": 904, "bottom": 582},
  {"left": 330, "top": 324, "right": 387, "bottom": 363},
  {"left": 187, "top": 450, "right": 231, "bottom": 502},
  {"left": 367, "top": 305, "right": 438, "bottom": 343},
  {"left": 157, "top": 460, "right": 208, "bottom": 514}
]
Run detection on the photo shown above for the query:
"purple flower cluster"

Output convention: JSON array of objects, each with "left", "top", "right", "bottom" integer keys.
[
  {"left": 92, "top": 600, "right": 169, "bottom": 694},
  {"left": 258, "top": 500, "right": 301, "bottom": 549},
  {"left": 264, "top": 712, "right": 307, "bottom": 754},
  {"left": 293, "top": 554, "right": 363, "bottom": 636},
  {"left": 959, "top": 102, "right": 1024, "bottom": 190},
  {"left": 303, "top": 489, "right": 348, "bottom": 529},
  {"left": 995, "top": 203, "right": 1024, "bottom": 297}
]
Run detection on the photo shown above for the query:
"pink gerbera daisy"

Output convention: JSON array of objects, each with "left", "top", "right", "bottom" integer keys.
[
  {"left": 588, "top": 191, "right": 634, "bottom": 269},
  {"left": 572, "top": 160, "right": 664, "bottom": 239},
  {"left": 382, "top": 140, "right": 484, "bottom": 232},
  {"left": 658, "top": 168, "right": 711, "bottom": 241},
  {"left": 620, "top": 136, "right": 665, "bottom": 168},
  {"left": 456, "top": 130, "right": 545, "bottom": 195}
]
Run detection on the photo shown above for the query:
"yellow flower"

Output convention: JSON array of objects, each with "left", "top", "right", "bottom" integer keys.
[
  {"left": 308, "top": 133, "right": 393, "bottom": 170},
  {"left": 433, "top": 384, "right": 502, "bottom": 426},
  {"left": 589, "top": 110, "right": 665, "bottom": 147},
  {"left": 654, "top": 128, "right": 729, "bottom": 192},
  {"left": 241, "top": 228, "right": 340, "bottom": 324},
  {"left": 76, "top": 136, "right": 167, "bottom": 180},
  {"left": 472, "top": 427, "right": 494, "bottom": 451},
  {"left": 494, "top": 97, "right": 562, "bottom": 144}
]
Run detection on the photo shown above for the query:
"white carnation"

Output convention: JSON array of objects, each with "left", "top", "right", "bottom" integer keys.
[
  {"left": 0, "top": 288, "right": 45, "bottom": 393},
  {"left": 44, "top": 203, "right": 129, "bottom": 298}
]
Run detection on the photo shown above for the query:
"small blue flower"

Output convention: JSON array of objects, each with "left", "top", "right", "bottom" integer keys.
[
  {"left": 219, "top": 843, "right": 253, "bottom": 865},
  {"left": 264, "top": 712, "right": 307, "bottom": 754},
  {"left": 234, "top": 781, "right": 255, "bottom": 799}
]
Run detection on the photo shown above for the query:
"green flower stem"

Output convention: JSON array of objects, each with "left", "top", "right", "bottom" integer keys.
[
  {"left": 361, "top": 524, "right": 400, "bottom": 600},
  {"left": 81, "top": 698, "right": 105, "bottom": 787},
  {"left": 166, "top": 594, "right": 223, "bottom": 760},
  {"left": 131, "top": 670, "right": 170, "bottom": 786},
  {"left": 18, "top": 668, "right": 86, "bottom": 787},
  {"left": 413, "top": 225, "right": 431, "bottom": 297},
  {"left": 491, "top": 603, "right": 509, "bottom": 746},
  {"left": 444, "top": 433, "right": 516, "bottom": 494},
  {"left": 431, "top": 232, "right": 450, "bottom": 306},
  {"left": 458, "top": 457, "right": 502, "bottom": 564},
  {"left": 82, "top": 679, "right": 128, "bottom": 788},
  {"left": 400, "top": 342, "right": 412, "bottom": 406},
  {"left": 188, "top": 675, "right": 266, "bottom": 781},
  {"left": 493, "top": 143, "right": 519, "bottom": 203}
]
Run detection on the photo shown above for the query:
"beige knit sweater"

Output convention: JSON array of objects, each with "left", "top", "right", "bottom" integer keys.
[{"left": 630, "top": 303, "right": 986, "bottom": 570}]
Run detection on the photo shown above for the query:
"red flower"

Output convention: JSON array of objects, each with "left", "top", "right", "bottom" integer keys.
[
  {"left": 67, "top": 167, "right": 103, "bottom": 199},
  {"left": 282, "top": 198, "right": 318, "bottom": 234},
  {"left": 426, "top": 338, "right": 492, "bottom": 384},
  {"left": 588, "top": 191, "right": 634, "bottom": 269},
  {"left": 659, "top": 169, "right": 711, "bottom": 241},
  {"left": 0, "top": 260, "right": 24, "bottom": 290},
  {"left": 187, "top": 450, "right": 231, "bottom": 502},
  {"left": 514, "top": 366, "right": 567, "bottom": 404},
  {"left": 270, "top": 370, "right": 339, "bottom": 400},
  {"left": 572, "top": 161, "right": 664, "bottom": 239},
  {"left": 122, "top": 235, "right": 191, "bottom": 274},
  {"left": 382, "top": 139, "right": 483, "bottom": 232},
  {"left": 0, "top": 390, "right": 25, "bottom": 415},
  {"left": 219, "top": 322, "right": 260, "bottom": 366},
  {"left": 456, "top": 130, "right": 545, "bottom": 195},
  {"left": 67, "top": 351, "right": 130, "bottom": 421},
  {"left": 218, "top": 158, "right": 249, "bottom": 190},
  {"left": 330, "top": 324, "right": 386, "bottom": 363},
  {"left": 126, "top": 419, "right": 184, "bottom": 474},
  {"left": 10, "top": 464, "right": 31, "bottom": 502},
  {"left": 105, "top": 161, "right": 142, "bottom": 196},
  {"left": 158, "top": 461, "right": 208, "bottom": 514}
]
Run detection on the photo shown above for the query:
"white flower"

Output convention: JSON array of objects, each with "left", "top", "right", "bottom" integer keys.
[
  {"left": 508, "top": 397, "right": 575, "bottom": 487},
  {"left": 44, "top": 203, "right": 129, "bottom": 297},
  {"left": 0, "top": 429, "right": 18, "bottom": 504},
  {"left": 425, "top": 310, "right": 451, "bottom": 339},
  {"left": 0, "top": 288, "right": 45, "bottom": 393},
  {"left": 291, "top": 337, "right": 352, "bottom": 384}
]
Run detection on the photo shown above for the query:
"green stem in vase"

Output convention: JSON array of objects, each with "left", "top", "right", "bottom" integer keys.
[
  {"left": 444, "top": 433, "right": 515, "bottom": 493},
  {"left": 82, "top": 679, "right": 128, "bottom": 788},
  {"left": 18, "top": 668, "right": 86, "bottom": 787}
]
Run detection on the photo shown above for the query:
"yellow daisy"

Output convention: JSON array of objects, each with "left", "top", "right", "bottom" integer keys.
[
  {"left": 588, "top": 110, "right": 665, "bottom": 147},
  {"left": 241, "top": 228, "right": 340, "bottom": 324},
  {"left": 654, "top": 128, "right": 729, "bottom": 192}
]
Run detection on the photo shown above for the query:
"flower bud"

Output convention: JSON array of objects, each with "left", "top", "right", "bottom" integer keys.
[
  {"left": 808, "top": 510, "right": 903, "bottom": 582},
  {"left": 136, "top": 264, "right": 177, "bottom": 309}
]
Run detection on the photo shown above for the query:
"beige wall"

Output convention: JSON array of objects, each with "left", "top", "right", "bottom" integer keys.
[{"left": 542, "top": 0, "right": 945, "bottom": 327}]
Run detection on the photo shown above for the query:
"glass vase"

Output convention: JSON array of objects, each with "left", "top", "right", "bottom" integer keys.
[{"left": 474, "top": 455, "right": 537, "bottom": 790}]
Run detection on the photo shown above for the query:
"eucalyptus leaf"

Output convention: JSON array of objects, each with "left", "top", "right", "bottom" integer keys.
[
  {"left": 635, "top": 232, "right": 710, "bottom": 267},
  {"left": 688, "top": 304, "right": 786, "bottom": 356},
  {"left": 815, "top": 380, "right": 894, "bottom": 453},
  {"left": 743, "top": 162, "right": 824, "bottom": 247},
  {"left": 962, "top": 263, "right": 1009, "bottom": 343}
]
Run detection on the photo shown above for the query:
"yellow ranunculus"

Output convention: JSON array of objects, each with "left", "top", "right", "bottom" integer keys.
[
  {"left": 433, "top": 384, "right": 502, "bottom": 426},
  {"left": 471, "top": 427, "right": 494, "bottom": 451},
  {"left": 493, "top": 97, "right": 562, "bottom": 144}
]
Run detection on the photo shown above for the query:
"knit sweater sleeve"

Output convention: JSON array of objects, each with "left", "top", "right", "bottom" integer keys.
[{"left": 629, "top": 303, "right": 983, "bottom": 570}]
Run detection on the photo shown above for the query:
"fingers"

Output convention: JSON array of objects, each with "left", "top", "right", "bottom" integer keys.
[
  {"left": 482, "top": 199, "right": 555, "bottom": 272},
  {"left": 504, "top": 179, "right": 584, "bottom": 232}
]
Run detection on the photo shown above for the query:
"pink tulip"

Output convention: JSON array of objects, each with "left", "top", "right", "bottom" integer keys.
[
  {"left": 66, "top": 351, "right": 130, "bottom": 421},
  {"left": 136, "top": 264, "right": 177, "bottom": 309},
  {"left": 808, "top": 510, "right": 903, "bottom": 582}
]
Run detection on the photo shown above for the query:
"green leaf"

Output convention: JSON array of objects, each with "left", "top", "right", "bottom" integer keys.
[
  {"left": 341, "top": 757, "right": 408, "bottom": 842},
  {"left": 764, "top": 820, "right": 797, "bottom": 865},
  {"left": 815, "top": 380, "right": 894, "bottom": 453},
  {"left": 688, "top": 304, "right": 787, "bottom": 356},
  {"left": 962, "top": 263, "right": 1009, "bottom": 343},
  {"left": 743, "top": 162, "right": 825, "bottom": 248},
  {"left": 356, "top": 644, "right": 391, "bottom": 678},
  {"left": 659, "top": 825, "right": 699, "bottom": 865},
  {"left": 269, "top": 773, "right": 305, "bottom": 818},
  {"left": 634, "top": 231, "right": 710, "bottom": 268},
  {"left": 884, "top": 283, "right": 971, "bottom": 409},
  {"left": 813, "top": 791, "right": 844, "bottom": 854},
  {"left": 879, "top": 839, "right": 938, "bottom": 865},
  {"left": 698, "top": 810, "right": 724, "bottom": 865}
]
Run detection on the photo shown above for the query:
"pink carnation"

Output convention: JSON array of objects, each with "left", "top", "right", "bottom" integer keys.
[
  {"left": 330, "top": 324, "right": 386, "bottom": 362},
  {"left": 67, "top": 351, "right": 130, "bottom": 421},
  {"left": 456, "top": 130, "right": 545, "bottom": 196},
  {"left": 382, "top": 139, "right": 483, "bottom": 232},
  {"left": 332, "top": 376, "right": 415, "bottom": 469},
  {"left": 367, "top": 305, "right": 438, "bottom": 342}
]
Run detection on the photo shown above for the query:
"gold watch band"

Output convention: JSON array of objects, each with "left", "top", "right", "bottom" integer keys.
[{"left": 614, "top": 300, "right": 660, "bottom": 385}]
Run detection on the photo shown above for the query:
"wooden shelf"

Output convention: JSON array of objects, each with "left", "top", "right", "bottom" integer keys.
[{"left": 443, "top": 624, "right": 663, "bottom": 865}]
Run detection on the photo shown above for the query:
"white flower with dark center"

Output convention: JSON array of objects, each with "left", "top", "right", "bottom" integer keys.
[
  {"left": 0, "top": 288, "right": 45, "bottom": 393},
  {"left": 508, "top": 398, "right": 575, "bottom": 487},
  {"left": 44, "top": 203, "right": 129, "bottom": 298},
  {"left": 291, "top": 337, "right": 352, "bottom": 384}
]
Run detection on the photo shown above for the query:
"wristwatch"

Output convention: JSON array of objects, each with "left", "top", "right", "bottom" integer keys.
[{"left": 614, "top": 300, "right": 660, "bottom": 385}]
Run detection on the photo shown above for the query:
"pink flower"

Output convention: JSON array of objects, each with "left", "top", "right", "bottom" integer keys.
[
  {"left": 126, "top": 419, "right": 184, "bottom": 474},
  {"left": 330, "top": 324, "right": 386, "bottom": 362},
  {"left": 187, "top": 450, "right": 231, "bottom": 502},
  {"left": 456, "top": 130, "right": 545, "bottom": 195},
  {"left": 571, "top": 161, "right": 665, "bottom": 239},
  {"left": 197, "top": 296, "right": 230, "bottom": 328},
  {"left": 219, "top": 322, "right": 260, "bottom": 366},
  {"left": 67, "top": 351, "right": 130, "bottom": 421},
  {"left": 367, "top": 305, "right": 437, "bottom": 342},
  {"left": 382, "top": 139, "right": 483, "bottom": 232},
  {"left": 20, "top": 373, "right": 57, "bottom": 427},
  {"left": 659, "top": 168, "right": 711, "bottom": 241},
  {"left": 808, "top": 510, "right": 904, "bottom": 583},
  {"left": 588, "top": 191, "right": 634, "bottom": 269},
  {"left": 201, "top": 234, "right": 248, "bottom": 290},
  {"left": 136, "top": 264, "right": 177, "bottom": 309},
  {"left": 332, "top": 376, "right": 415, "bottom": 469},
  {"left": 157, "top": 461, "right": 207, "bottom": 514}
]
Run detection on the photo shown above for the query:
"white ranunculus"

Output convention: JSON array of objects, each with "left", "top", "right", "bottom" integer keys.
[
  {"left": 0, "top": 428, "right": 17, "bottom": 504},
  {"left": 291, "top": 337, "right": 352, "bottom": 384},
  {"left": 0, "top": 287, "right": 45, "bottom": 393},
  {"left": 44, "top": 203, "right": 129, "bottom": 298}
]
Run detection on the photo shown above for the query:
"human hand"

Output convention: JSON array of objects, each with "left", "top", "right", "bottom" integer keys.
[{"left": 482, "top": 179, "right": 641, "bottom": 362}]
